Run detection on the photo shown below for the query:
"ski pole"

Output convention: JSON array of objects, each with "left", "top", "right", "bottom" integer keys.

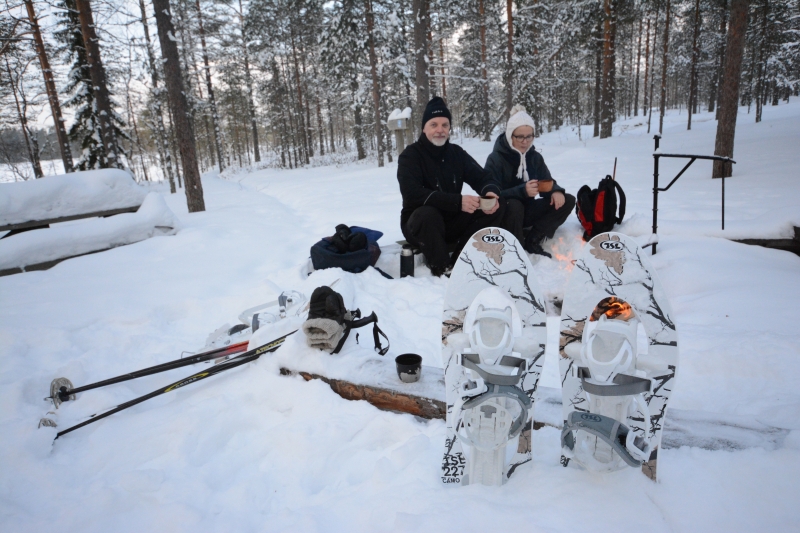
[
  {"left": 612, "top": 157, "right": 617, "bottom": 180},
  {"left": 54, "top": 332, "right": 294, "bottom": 440},
  {"left": 49, "top": 341, "right": 251, "bottom": 403}
]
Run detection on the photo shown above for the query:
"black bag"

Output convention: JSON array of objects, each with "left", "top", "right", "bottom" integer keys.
[
  {"left": 575, "top": 175, "right": 626, "bottom": 240},
  {"left": 303, "top": 285, "right": 390, "bottom": 355},
  {"left": 310, "top": 225, "right": 382, "bottom": 274}
]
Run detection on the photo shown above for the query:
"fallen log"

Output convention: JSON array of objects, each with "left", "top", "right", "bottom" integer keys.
[{"left": 280, "top": 360, "right": 791, "bottom": 453}]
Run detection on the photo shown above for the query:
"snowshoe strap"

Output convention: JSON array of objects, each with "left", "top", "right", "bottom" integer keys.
[
  {"left": 577, "top": 367, "right": 651, "bottom": 397},
  {"left": 561, "top": 411, "right": 643, "bottom": 467},
  {"left": 332, "top": 311, "right": 390, "bottom": 356},
  {"left": 462, "top": 384, "right": 532, "bottom": 439},
  {"left": 461, "top": 353, "right": 526, "bottom": 386}
]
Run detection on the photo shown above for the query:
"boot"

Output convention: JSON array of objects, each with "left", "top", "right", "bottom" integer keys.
[{"left": 524, "top": 232, "right": 552, "bottom": 258}]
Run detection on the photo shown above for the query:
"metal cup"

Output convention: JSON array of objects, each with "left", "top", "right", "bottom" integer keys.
[
  {"left": 479, "top": 196, "right": 497, "bottom": 211},
  {"left": 395, "top": 353, "right": 422, "bottom": 383}
]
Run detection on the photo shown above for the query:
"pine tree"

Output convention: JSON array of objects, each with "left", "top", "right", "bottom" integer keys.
[{"left": 56, "top": 0, "right": 127, "bottom": 170}]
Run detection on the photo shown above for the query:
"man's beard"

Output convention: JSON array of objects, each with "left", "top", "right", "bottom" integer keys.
[{"left": 430, "top": 136, "right": 448, "bottom": 147}]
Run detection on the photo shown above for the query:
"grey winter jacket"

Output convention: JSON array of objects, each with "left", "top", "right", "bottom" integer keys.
[{"left": 484, "top": 133, "right": 565, "bottom": 203}]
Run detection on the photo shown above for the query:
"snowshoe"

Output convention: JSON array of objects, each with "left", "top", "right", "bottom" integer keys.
[
  {"left": 559, "top": 233, "right": 679, "bottom": 480},
  {"left": 442, "top": 228, "right": 547, "bottom": 486},
  {"left": 203, "top": 290, "right": 307, "bottom": 353}
]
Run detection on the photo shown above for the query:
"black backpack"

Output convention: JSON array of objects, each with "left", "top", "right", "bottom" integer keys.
[
  {"left": 305, "top": 285, "right": 390, "bottom": 355},
  {"left": 575, "top": 175, "right": 626, "bottom": 240}
]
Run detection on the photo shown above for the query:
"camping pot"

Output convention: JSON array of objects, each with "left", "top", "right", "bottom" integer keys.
[
  {"left": 395, "top": 353, "right": 422, "bottom": 383},
  {"left": 400, "top": 245, "right": 414, "bottom": 278}
]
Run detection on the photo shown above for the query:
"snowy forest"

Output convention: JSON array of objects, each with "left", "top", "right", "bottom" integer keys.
[{"left": 2, "top": 0, "right": 798, "bottom": 194}]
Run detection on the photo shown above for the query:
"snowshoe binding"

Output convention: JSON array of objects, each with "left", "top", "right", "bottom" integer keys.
[{"left": 446, "top": 287, "right": 537, "bottom": 486}]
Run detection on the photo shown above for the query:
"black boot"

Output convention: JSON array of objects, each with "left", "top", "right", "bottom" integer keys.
[
  {"left": 524, "top": 232, "right": 552, "bottom": 258},
  {"left": 429, "top": 264, "right": 452, "bottom": 277}
]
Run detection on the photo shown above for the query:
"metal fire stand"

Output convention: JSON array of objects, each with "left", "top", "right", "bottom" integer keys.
[{"left": 649, "top": 134, "right": 736, "bottom": 254}]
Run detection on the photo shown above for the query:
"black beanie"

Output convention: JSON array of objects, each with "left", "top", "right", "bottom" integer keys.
[{"left": 421, "top": 97, "right": 452, "bottom": 129}]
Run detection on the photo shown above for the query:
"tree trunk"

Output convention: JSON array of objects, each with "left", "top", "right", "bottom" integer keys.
[
  {"left": 710, "top": 0, "right": 729, "bottom": 115},
  {"left": 316, "top": 94, "right": 325, "bottom": 157},
  {"left": 298, "top": 42, "right": 314, "bottom": 159},
  {"left": 479, "top": 0, "right": 491, "bottom": 141},
  {"left": 236, "top": 0, "right": 260, "bottom": 163},
  {"left": 658, "top": 0, "right": 671, "bottom": 135},
  {"left": 75, "top": 0, "right": 122, "bottom": 169},
  {"left": 327, "top": 98, "right": 336, "bottom": 153},
  {"left": 24, "top": 0, "right": 73, "bottom": 173},
  {"left": 505, "top": 0, "right": 514, "bottom": 119},
  {"left": 647, "top": 1, "right": 661, "bottom": 133},
  {"left": 634, "top": 17, "right": 643, "bottom": 116},
  {"left": 713, "top": 0, "right": 750, "bottom": 178},
  {"left": 4, "top": 57, "right": 43, "bottom": 178},
  {"left": 289, "top": 28, "right": 310, "bottom": 164},
  {"left": 153, "top": 0, "right": 205, "bottom": 212},
  {"left": 600, "top": 0, "right": 616, "bottom": 138},
  {"left": 643, "top": 17, "right": 651, "bottom": 115},
  {"left": 755, "top": 0, "right": 768, "bottom": 123},
  {"left": 412, "top": 0, "right": 430, "bottom": 133},
  {"left": 365, "top": 0, "right": 384, "bottom": 166},
  {"left": 440, "top": 38, "right": 447, "bottom": 101},
  {"left": 353, "top": 96, "right": 367, "bottom": 160},
  {"left": 194, "top": 0, "right": 225, "bottom": 171},
  {"left": 688, "top": 0, "right": 701, "bottom": 129},
  {"left": 593, "top": 24, "right": 601, "bottom": 138},
  {"left": 138, "top": 0, "right": 176, "bottom": 193}
]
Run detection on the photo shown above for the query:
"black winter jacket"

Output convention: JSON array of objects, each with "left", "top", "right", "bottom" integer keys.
[
  {"left": 484, "top": 134, "right": 565, "bottom": 203},
  {"left": 397, "top": 134, "right": 501, "bottom": 228}
]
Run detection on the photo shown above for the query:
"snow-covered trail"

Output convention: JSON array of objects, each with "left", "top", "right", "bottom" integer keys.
[{"left": 1, "top": 103, "right": 799, "bottom": 532}]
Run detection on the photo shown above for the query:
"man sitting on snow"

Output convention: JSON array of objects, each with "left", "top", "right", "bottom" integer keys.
[{"left": 397, "top": 97, "right": 508, "bottom": 277}]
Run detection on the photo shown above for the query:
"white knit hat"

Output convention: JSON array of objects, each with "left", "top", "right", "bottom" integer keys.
[{"left": 505, "top": 105, "right": 536, "bottom": 182}]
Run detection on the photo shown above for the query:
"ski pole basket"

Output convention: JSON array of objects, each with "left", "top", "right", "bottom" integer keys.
[{"left": 649, "top": 134, "right": 736, "bottom": 254}]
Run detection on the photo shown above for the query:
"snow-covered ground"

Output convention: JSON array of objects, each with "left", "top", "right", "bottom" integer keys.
[{"left": 1, "top": 102, "right": 799, "bottom": 532}]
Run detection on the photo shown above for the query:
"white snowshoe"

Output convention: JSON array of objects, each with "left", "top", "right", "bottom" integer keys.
[
  {"left": 559, "top": 233, "right": 678, "bottom": 480},
  {"left": 448, "top": 287, "right": 536, "bottom": 486},
  {"left": 203, "top": 291, "right": 307, "bottom": 353}
]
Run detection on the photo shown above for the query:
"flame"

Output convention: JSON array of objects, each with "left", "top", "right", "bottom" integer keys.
[
  {"left": 590, "top": 297, "right": 634, "bottom": 322},
  {"left": 551, "top": 237, "right": 575, "bottom": 270}
]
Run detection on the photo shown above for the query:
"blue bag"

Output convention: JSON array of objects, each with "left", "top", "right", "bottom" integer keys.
[{"left": 310, "top": 225, "right": 383, "bottom": 273}]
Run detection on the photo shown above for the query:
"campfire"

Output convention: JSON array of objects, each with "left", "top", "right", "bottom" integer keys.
[{"left": 590, "top": 297, "right": 634, "bottom": 322}]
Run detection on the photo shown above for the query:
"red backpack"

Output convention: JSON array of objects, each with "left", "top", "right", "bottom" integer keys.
[{"left": 575, "top": 175, "right": 626, "bottom": 240}]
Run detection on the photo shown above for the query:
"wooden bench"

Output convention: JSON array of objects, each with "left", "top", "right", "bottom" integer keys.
[
  {"left": 0, "top": 170, "right": 175, "bottom": 276},
  {"left": 0, "top": 205, "right": 141, "bottom": 239}
]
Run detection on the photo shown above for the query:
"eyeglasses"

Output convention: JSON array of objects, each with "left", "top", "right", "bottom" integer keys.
[{"left": 512, "top": 134, "right": 534, "bottom": 141}]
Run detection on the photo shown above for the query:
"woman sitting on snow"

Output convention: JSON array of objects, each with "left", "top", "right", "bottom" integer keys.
[{"left": 484, "top": 105, "right": 575, "bottom": 258}]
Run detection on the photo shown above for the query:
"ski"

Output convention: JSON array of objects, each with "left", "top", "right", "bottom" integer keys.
[{"left": 53, "top": 332, "right": 295, "bottom": 440}]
